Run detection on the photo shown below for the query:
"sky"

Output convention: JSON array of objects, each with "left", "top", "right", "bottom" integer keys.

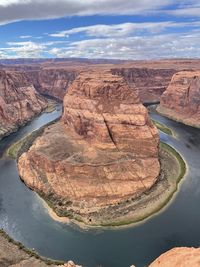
[{"left": 0, "top": 0, "right": 200, "bottom": 59}]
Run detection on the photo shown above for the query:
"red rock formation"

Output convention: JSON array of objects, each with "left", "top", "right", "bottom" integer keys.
[
  {"left": 18, "top": 71, "right": 160, "bottom": 224},
  {"left": 157, "top": 71, "right": 200, "bottom": 128},
  {"left": 25, "top": 68, "right": 78, "bottom": 101},
  {"left": 0, "top": 70, "right": 47, "bottom": 139},
  {"left": 149, "top": 247, "right": 200, "bottom": 267},
  {"left": 111, "top": 68, "right": 176, "bottom": 103}
]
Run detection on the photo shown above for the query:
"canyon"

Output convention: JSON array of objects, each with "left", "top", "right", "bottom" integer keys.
[
  {"left": 1, "top": 59, "right": 200, "bottom": 141},
  {"left": 0, "top": 59, "right": 199, "bottom": 266},
  {"left": 18, "top": 70, "right": 161, "bottom": 225},
  {"left": 0, "top": 70, "right": 47, "bottom": 140},
  {"left": 157, "top": 71, "right": 200, "bottom": 128}
]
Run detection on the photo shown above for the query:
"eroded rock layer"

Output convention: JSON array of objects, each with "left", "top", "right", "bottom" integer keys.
[
  {"left": 157, "top": 71, "right": 200, "bottom": 127},
  {"left": 28, "top": 68, "right": 78, "bottom": 101},
  {"left": 0, "top": 70, "right": 47, "bottom": 139},
  {"left": 18, "top": 71, "right": 160, "bottom": 224},
  {"left": 149, "top": 247, "right": 200, "bottom": 267},
  {"left": 111, "top": 68, "right": 176, "bottom": 103}
]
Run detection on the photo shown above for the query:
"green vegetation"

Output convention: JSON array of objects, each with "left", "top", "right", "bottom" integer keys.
[
  {"left": 97, "top": 142, "right": 186, "bottom": 228},
  {"left": 0, "top": 229, "right": 65, "bottom": 265},
  {"left": 160, "top": 142, "right": 186, "bottom": 183},
  {"left": 7, "top": 135, "right": 31, "bottom": 158},
  {"left": 6, "top": 118, "right": 60, "bottom": 159},
  {"left": 152, "top": 119, "right": 173, "bottom": 136}
]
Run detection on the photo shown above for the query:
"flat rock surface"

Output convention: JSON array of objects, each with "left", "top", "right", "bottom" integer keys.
[{"left": 149, "top": 247, "right": 200, "bottom": 267}]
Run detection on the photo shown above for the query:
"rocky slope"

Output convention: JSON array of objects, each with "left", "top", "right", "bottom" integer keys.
[
  {"left": 28, "top": 68, "right": 78, "bottom": 101},
  {"left": 18, "top": 71, "right": 160, "bottom": 225},
  {"left": 0, "top": 70, "right": 47, "bottom": 140},
  {"left": 111, "top": 68, "right": 176, "bottom": 103},
  {"left": 149, "top": 247, "right": 200, "bottom": 267},
  {"left": 157, "top": 71, "right": 200, "bottom": 128},
  {"left": 0, "top": 231, "right": 80, "bottom": 267}
]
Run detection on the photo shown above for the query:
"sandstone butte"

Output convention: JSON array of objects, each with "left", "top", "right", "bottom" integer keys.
[
  {"left": 148, "top": 247, "right": 200, "bottom": 267},
  {"left": 157, "top": 71, "right": 200, "bottom": 128},
  {"left": 18, "top": 71, "right": 160, "bottom": 225},
  {"left": 0, "top": 70, "right": 47, "bottom": 140}
]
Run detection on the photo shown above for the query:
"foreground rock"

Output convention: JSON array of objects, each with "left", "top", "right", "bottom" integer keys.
[
  {"left": 18, "top": 71, "right": 160, "bottom": 225},
  {"left": 0, "top": 70, "right": 47, "bottom": 140},
  {"left": 0, "top": 231, "right": 80, "bottom": 267},
  {"left": 149, "top": 247, "right": 200, "bottom": 267},
  {"left": 157, "top": 71, "right": 200, "bottom": 128}
]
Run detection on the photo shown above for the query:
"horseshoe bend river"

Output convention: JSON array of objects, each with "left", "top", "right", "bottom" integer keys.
[{"left": 0, "top": 103, "right": 200, "bottom": 267}]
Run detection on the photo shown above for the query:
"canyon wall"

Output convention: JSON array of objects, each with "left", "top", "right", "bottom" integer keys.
[
  {"left": 0, "top": 70, "right": 47, "bottom": 140},
  {"left": 157, "top": 71, "right": 200, "bottom": 128},
  {"left": 28, "top": 68, "right": 78, "bottom": 101},
  {"left": 111, "top": 68, "right": 176, "bottom": 103},
  {"left": 18, "top": 71, "right": 160, "bottom": 224}
]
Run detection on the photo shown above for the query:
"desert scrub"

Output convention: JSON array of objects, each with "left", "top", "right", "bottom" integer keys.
[{"left": 152, "top": 119, "right": 173, "bottom": 136}]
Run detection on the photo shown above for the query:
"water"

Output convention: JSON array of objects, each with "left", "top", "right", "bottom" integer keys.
[{"left": 0, "top": 106, "right": 200, "bottom": 267}]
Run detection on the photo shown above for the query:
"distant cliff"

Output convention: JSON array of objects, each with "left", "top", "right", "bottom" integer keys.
[
  {"left": 111, "top": 68, "right": 176, "bottom": 103},
  {"left": 157, "top": 71, "right": 200, "bottom": 128},
  {"left": 0, "top": 70, "right": 47, "bottom": 140}
]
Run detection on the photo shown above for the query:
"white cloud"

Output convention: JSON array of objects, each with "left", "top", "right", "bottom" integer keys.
[
  {"left": 1, "top": 41, "right": 46, "bottom": 58},
  {"left": 48, "top": 31, "right": 200, "bottom": 59},
  {"left": 49, "top": 21, "right": 200, "bottom": 38},
  {"left": 19, "top": 35, "right": 32, "bottom": 39}
]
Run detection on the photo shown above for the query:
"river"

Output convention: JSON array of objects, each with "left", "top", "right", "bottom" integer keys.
[{"left": 0, "top": 104, "right": 200, "bottom": 267}]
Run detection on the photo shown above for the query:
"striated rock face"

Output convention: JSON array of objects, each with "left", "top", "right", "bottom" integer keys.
[
  {"left": 28, "top": 69, "right": 78, "bottom": 101},
  {"left": 0, "top": 70, "right": 47, "bottom": 140},
  {"left": 111, "top": 68, "right": 176, "bottom": 103},
  {"left": 157, "top": 71, "right": 200, "bottom": 128},
  {"left": 149, "top": 247, "right": 200, "bottom": 267},
  {"left": 18, "top": 71, "right": 160, "bottom": 224}
]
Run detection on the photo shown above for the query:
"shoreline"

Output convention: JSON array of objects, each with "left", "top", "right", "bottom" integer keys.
[
  {"left": 0, "top": 229, "right": 66, "bottom": 265},
  {"left": 151, "top": 119, "right": 173, "bottom": 136},
  {"left": 35, "top": 142, "right": 186, "bottom": 230},
  {"left": 6, "top": 112, "right": 186, "bottom": 230},
  {"left": 0, "top": 96, "right": 58, "bottom": 145},
  {"left": 157, "top": 105, "right": 200, "bottom": 129}
]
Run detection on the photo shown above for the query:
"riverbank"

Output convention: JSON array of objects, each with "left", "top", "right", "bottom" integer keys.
[
  {"left": 157, "top": 105, "right": 200, "bottom": 129},
  {"left": 0, "top": 229, "right": 79, "bottom": 266},
  {"left": 6, "top": 117, "right": 60, "bottom": 159},
  {"left": 17, "top": 120, "right": 186, "bottom": 229},
  {"left": 39, "top": 142, "right": 186, "bottom": 229},
  {"left": 151, "top": 119, "right": 173, "bottom": 136}
]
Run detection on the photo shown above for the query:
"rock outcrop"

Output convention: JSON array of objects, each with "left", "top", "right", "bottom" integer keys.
[
  {"left": 149, "top": 247, "right": 200, "bottom": 267},
  {"left": 157, "top": 71, "right": 200, "bottom": 128},
  {"left": 18, "top": 71, "right": 160, "bottom": 225},
  {"left": 0, "top": 70, "right": 47, "bottom": 140},
  {"left": 111, "top": 68, "right": 176, "bottom": 103}
]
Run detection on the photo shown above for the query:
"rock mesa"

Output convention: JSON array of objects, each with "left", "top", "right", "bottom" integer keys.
[{"left": 18, "top": 71, "right": 160, "bottom": 224}]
